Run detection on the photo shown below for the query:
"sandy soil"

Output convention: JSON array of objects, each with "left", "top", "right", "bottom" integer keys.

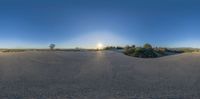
[{"left": 0, "top": 51, "right": 200, "bottom": 99}]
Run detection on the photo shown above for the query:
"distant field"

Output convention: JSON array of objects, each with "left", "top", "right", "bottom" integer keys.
[
  {"left": 0, "top": 51, "right": 200, "bottom": 98},
  {"left": 0, "top": 49, "right": 98, "bottom": 53}
]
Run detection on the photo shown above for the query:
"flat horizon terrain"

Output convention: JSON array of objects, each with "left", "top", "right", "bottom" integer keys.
[{"left": 0, "top": 51, "right": 200, "bottom": 98}]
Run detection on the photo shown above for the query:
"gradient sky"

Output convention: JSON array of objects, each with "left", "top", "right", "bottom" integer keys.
[{"left": 0, "top": 0, "right": 200, "bottom": 48}]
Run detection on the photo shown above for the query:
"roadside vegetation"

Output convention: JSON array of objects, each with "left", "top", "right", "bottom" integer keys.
[
  {"left": 1, "top": 49, "right": 26, "bottom": 53},
  {"left": 104, "top": 43, "right": 200, "bottom": 58},
  {"left": 104, "top": 46, "right": 124, "bottom": 50},
  {"left": 124, "top": 44, "right": 200, "bottom": 58},
  {"left": 0, "top": 43, "right": 199, "bottom": 56},
  {"left": 124, "top": 44, "right": 189, "bottom": 58}
]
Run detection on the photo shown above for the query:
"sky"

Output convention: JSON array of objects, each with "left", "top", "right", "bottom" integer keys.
[{"left": 0, "top": 0, "right": 200, "bottom": 48}]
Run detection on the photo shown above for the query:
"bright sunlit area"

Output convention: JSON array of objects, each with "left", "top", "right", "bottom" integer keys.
[
  {"left": 64, "top": 31, "right": 133, "bottom": 49},
  {"left": 96, "top": 42, "right": 103, "bottom": 49}
]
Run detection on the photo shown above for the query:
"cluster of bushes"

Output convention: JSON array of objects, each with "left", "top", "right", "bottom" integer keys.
[
  {"left": 124, "top": 44, "right": 159, "bottom": 58},
  {"left": 104, "top": 46, "right": 124, "bottom": 50},
  {"left": 124, "top": 43, "right": 184, "bottom": 58}
]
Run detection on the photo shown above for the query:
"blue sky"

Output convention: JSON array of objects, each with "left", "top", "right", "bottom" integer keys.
[{"left": 0, "top": 0, "right": 200, "bottom": 48}]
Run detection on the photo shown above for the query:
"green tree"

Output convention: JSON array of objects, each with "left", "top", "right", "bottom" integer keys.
[
  {"left": 49, "top": 44, "right": 56, "bottom": 50},
  {"left": 143, "top": 43, "right": 152, "bottom": 49}
]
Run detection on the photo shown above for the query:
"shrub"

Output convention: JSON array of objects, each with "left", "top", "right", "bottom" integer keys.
[
  {"left": 133, "top": 48, "right": 145, "bottom": 57},
  {"left": 124, "top": 47, "right": 135, "bottom": 55},
  {"left": 154, "top": 48, "right": 168, "bottom": 56},
  {"left": 144, "top": 43, "right": 152, "bottom": 49},
  {"left": 104, "top": 46, "right": 116, "bottom": 50},
  {"left": 125, "top": 45, "right": 131, "bottom": 50},
  {"left": 131, "top": 45, "right": 136, "bottom": 48},
  {"left": 124, "top": 44, "right": 160, "bottom": 58},
  {"left": 124, "top": 43, "right": 185, "bottom": 58},
  {"left": 133, "top": 48, "right": 158, "bottom": 58},
  {"left": 143, "top": 49, "right": 158, "bottom": 58},
  {"left": 116, "top": 46, "right": 124, "bottom": 49}
]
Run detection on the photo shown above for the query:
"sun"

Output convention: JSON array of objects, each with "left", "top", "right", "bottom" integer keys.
[{"left": 97, "top": 43, "right": 103, "bottom": 49}]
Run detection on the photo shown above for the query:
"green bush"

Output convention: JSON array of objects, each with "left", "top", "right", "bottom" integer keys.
[
  {"left": 116, "top": 46, "right": 124, "bottom": 49},
  {"left": 104, "top": 46, "right": 124, "bottom": 50},
  {"left": 104, "top": 46, "right": 116, "bottom": 50},
  {"left": 133, "top": 48, "right": 145, "bottom": 57},
  {"left": 133, "top": 48, "right": 158, "bottom": 58},
  {"left": 143, "top": 43, "right": 152, "bottom": 49},
  {"left": 154, "top": 48, "right": 168, "bottom": 56},
  {"left": 124, "top": 44, "right": 159, "bottom": 58},
  {"left": 124, "top": 47, "right": 135, "bottom": 55},
  {"left": 143, "top": 49, "right": 158, "bottom": 58},
  {"left": 124, "top": 43, "right": 186, "bottom": 58}
]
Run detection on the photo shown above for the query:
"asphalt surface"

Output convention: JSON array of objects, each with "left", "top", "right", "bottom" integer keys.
[{"left": 0, "top": 51, "right": 200, "bottom": 99}]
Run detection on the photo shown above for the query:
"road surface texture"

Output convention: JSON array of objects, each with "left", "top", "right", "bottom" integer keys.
[{"left": 0, "top": 51, "right": 200, "bottom": 99}]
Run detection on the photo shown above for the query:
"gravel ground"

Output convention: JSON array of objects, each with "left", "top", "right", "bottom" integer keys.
[{"left": 0, "top": 51, "right": 200, "bottom": 99}]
